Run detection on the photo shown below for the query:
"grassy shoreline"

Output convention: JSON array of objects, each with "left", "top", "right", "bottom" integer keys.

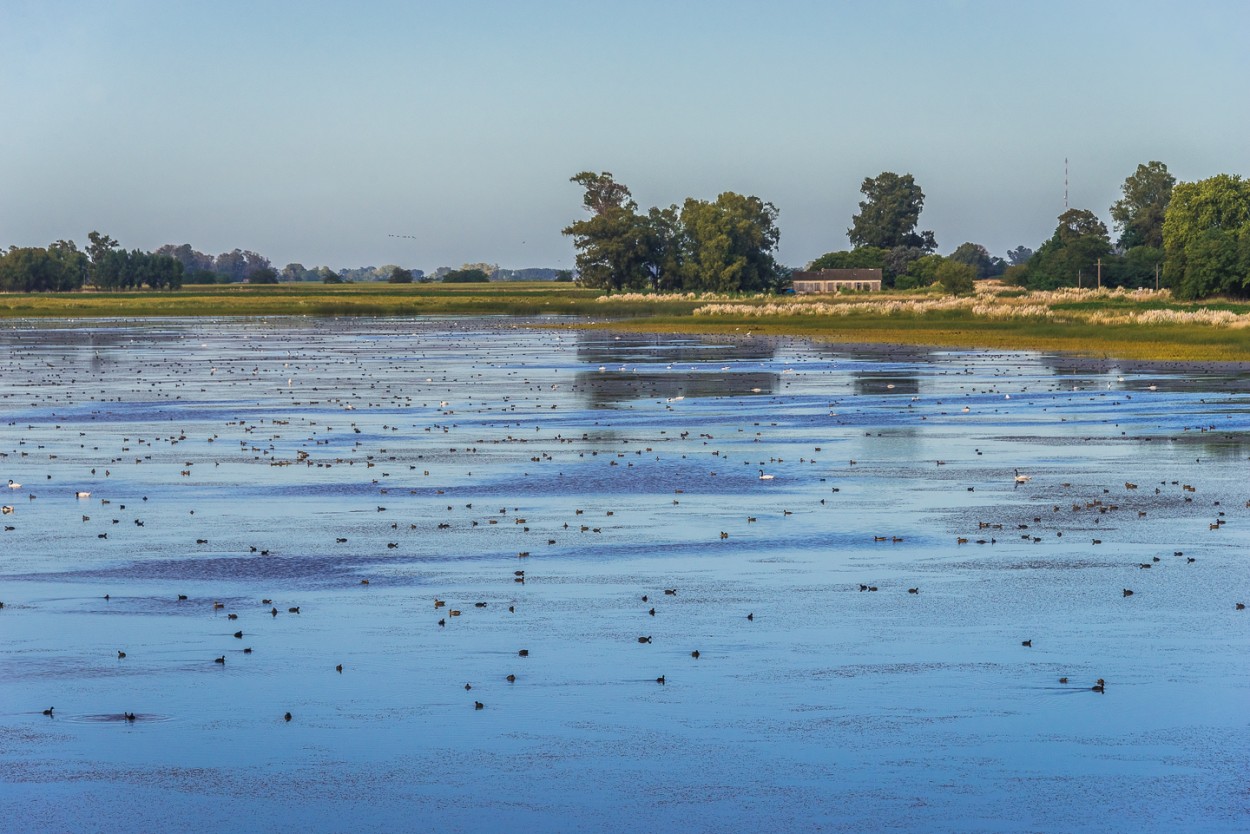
[{"left": 3, "top": 282, "right": 1250, "bottom": 363}]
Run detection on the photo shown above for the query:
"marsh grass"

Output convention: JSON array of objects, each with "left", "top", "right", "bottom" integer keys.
[
  {"left": 602, "top": 312, "right": 1250, "bottom": 361},
  {"left": 4, "top": 281, "right": 1250, "bottom": 361},
  {"left": 0, "top": 282, "right": 606, "bottom": 318}
]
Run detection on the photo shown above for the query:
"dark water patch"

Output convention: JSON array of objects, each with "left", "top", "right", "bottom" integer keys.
[{"left": 10, "top": 554, "right": 405, "bottom": 588}]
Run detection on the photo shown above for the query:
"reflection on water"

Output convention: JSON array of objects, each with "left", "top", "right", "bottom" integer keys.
[
  {"left": 572, "top": 331, "right": 780, "bottom": 404},
  {"left": 573, "top": 369, "right": 778, "bottom": 404},
  {"left": 1, "top": 317, "right": 1247, "bottom": 834},
  {"left": 852, "top": 373, "right": 920, "bottom": 396},
  {"left": 575, "top": 331, "right": 778, "bottom": 365}
]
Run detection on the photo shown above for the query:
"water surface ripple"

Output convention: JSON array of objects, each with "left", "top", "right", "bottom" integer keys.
[{"left": 1, "top": 317, "right": 1247, "bottom": 833}]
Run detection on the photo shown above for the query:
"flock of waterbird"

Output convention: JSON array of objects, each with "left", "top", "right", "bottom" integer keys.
[{"left": 2, "top": 321, "right": 1247, "bottom": 724}]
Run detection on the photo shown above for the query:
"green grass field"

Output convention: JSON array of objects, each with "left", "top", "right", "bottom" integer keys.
[{"left": 3, "top": 282, "right": 1249, "bottom": 362}]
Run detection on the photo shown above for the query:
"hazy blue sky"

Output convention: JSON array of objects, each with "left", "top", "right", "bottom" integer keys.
[{"left": 2, "top": 0, "right": 1247, "bottom": 272}]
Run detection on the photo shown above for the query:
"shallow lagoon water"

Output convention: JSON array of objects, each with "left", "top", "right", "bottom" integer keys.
[{"left": 1, "top": 317, "right": 1247, "bottom": 833}]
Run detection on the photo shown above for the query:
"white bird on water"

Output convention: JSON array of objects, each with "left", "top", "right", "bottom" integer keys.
[
  {"left": 7, "top": 480, "right": 20, "bottom": 489},
  {"left": 758, "top": 470, "right": 775, "bottom": 480},
  {"left": 1014, "top": 469, "right": 1032, "bottom": 483}
]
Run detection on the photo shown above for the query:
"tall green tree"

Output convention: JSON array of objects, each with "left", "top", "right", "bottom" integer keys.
[
  {"left": 564, "top": 173, "right": 784, "bottom": 293},
  {"left": 1020, "top": 209, "right": 1112, "bottom": 290},
  {"left": 281, "top": 262, "right": 311, "bottom": 282},
  {"left": 899, "top": 253, "right": 945, "bottom": 289},
  {"left": 92, "top": 248, "right": 129, "bottom": 289},
  {"left": 156, "top": 244, "right": 215, "bottom": 280},
  {"left": 644, "top": 205, "right": 684, "bottom": 292},
  {"left": 1005, "top": 245, "right": 1033, "bottom": 266},
  {"left": 0, "top": 244, "right": 88, "bottom": 292},
  {"left": 563, "top": 171, "right": 652, "bottom": 292},
  {"left": 86, "top": 231, "right": 119, "bottom": 285},
  {"left": 948, "top": 242, "right": 996, "bottom": 278},
  {"left": 1163, "top": 174, "right": 1250, "bottom": 298},
  {"left": 1111, "top": 161, "right": 1175, "bottom": 249},
  {"left": 883, "top": 246, "right": 927, "bottom": 285},
  {"left": 47, "top": 240, "right": 90, "bottom": 290},
  {"left": 249, "top": 265, "right": 279, "bottom": 284},
  {"left": 935, "top": 259, "right": 975, "bottom": 295},
  {"left": 847, "top": 172, "right": 936, "bottom": 252},
  {"left": 678, "top": 192, "right": 783, "bottom": 293},
  {"left": 571, "top": 171, "right": 635, "bottom": 215}
]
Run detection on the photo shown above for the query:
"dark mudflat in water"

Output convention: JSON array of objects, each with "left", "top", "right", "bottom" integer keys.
[{"left": 1, "top": 317, "right": 1247, "bottom": 833}]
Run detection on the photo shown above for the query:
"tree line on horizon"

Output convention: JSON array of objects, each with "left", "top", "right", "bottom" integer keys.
[
  {"left": 565, "top": 163, "right": 1250, "bottom": 300},
  {"left": 4, "top": 163, "right": 1247, "bottom": 298},
  {"left": 987, "top": 163, "right": 1250, "bottom": 299},
  {"left": 0, "top": 236, "right": 437, "bottom": 292},
  {"left": 0, "top": 232, "right": 570, "bottom": 292},
  {"left": 0, "top": 232, "right": 186, "bottom": 292}
]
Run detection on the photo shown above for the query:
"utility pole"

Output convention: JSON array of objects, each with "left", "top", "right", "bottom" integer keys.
[
  {"left": 1097, "top": 257, "right": 1102, "bottom": 290},
  {"left": 1155, "top": 262, "right": 1160, "bottom": 291},
  {"left": 1078, "top": 269, "right": 1082, "bottom": 289}
]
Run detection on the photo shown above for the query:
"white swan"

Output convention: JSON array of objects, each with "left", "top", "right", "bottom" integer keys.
[
  {"left": 758, "top": 470, "right": 775, "bottom": 480},
  {"left": 1014, "top": 468, "right": 1032, "bottom": 483},
  {"left": 6, "top": 480, "right": 20, "bottom": 489}
]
